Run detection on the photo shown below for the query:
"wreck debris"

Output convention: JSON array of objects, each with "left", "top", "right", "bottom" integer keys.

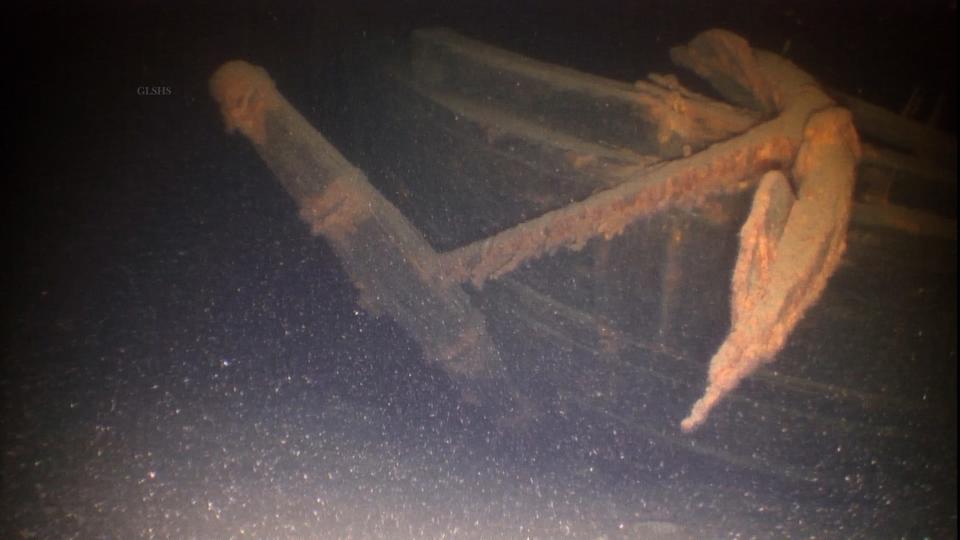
[
  {"left": 434, "top": 29, "right": 837, "bottom": 290},
  {"left": 631, "top": 72, "right": 762, "bottom": 157},
  {"left": 437, "top": 129, "right": 795, "bottom": 288},
  {"left": 411, "top": 27, "right": 760, "bottom": 160},
  {"left": 419, "top": 29, "right": 863, "bottom": 430},
  {"left": 673, "top": 31, "right": 862, "bottom": 431},
  {"left": 681, "top": 109, "right": 860, "bottom": 432},
  {"left": 209, "top": 60, "right": 280, "bottom": 146},
  {"left": 828, "top": 88, "right": 955, "bottom": 219},
  {"left": 212, "top": 27, "right": 953, "bottom": 439},
  {"left": 668, "top": 29, "right": 778, "bottom": 116},
  {"left": 209, "top": 60, "right": 529, "bottom": 423}
]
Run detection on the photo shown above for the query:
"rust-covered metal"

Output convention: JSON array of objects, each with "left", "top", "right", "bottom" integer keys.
[
  {"left": 210, "top": 28, "right": 953, "bottom": 439},
  {"left": 681, "top": 107, "right": 861, "bottom": 431},
  {"left": 436, "top": 130, "right": 796, "bottom": 288},
  {"left": 669, "top": 31, "right": 864, "bottom": 431}
]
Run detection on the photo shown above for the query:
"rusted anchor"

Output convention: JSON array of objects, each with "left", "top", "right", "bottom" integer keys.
[{"left": 209, "top": 29, "right": 862, "bottom": 432}]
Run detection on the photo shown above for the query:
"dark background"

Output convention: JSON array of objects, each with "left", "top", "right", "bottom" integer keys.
[{"left": 4, "top": 1, "right": 957, "bottom": 537}]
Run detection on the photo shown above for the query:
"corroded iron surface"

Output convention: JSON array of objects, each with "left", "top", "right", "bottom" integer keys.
[{"left": 212, "top": 29, "right": 871, "bottom": 434}]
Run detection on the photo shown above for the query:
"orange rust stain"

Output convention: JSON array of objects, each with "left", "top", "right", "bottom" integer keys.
[
  {"left": 681, "top": 109, "right": 859, "bottom": 433},
  {"left": 755, "top": 136, "right": 795, "bottom": 165},
  {"left": 794, "top": 108, "right": 862, "bottom": 179},
  {"left": 442, "top": 127, "right": 798, "bottom": 289},
  {"left": 729, "top": 171, "right": 792, "bottom": 321},
  {"left": 209, "top": 60, "right": 281, "bottom": 146}
]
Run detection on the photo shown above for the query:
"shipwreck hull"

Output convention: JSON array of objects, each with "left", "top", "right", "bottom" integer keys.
[
  {"left": 211, "top": 28, "right": 956, "bottom": 489},
  {"left": 367, "top": 44, "right": 949, "bottom": 487}
]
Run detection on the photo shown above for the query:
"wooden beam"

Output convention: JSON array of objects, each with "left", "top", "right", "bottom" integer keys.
[{"left": 209, "top": 60, "right": 530, "bottom": 423}]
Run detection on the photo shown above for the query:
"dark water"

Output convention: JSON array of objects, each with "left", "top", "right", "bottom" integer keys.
[{"left": 5, "top": 1, "right": 956, "bottom": 538}]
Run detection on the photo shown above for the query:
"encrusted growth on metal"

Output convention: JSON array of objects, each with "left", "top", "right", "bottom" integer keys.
[{"left": 212, "top": 28, "right": 877, "bottom": 434}]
